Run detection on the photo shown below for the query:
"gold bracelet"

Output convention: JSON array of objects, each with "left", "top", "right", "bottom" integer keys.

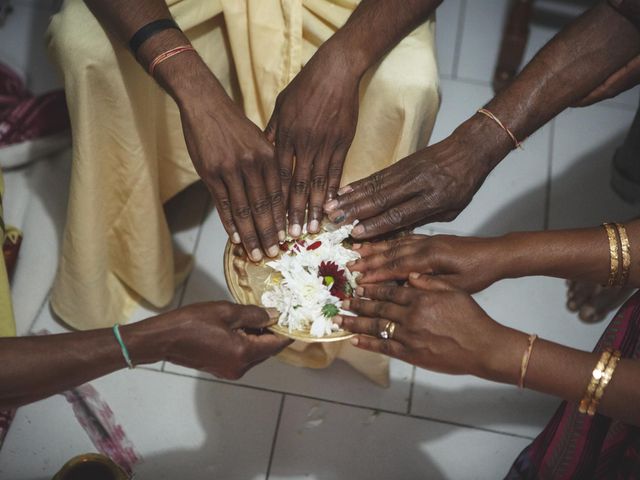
[
  {"left": 477, "top": 108, "right": 523, "bottom": 150},
  {"left": 586, "top": 349, "right": 621, "bottom": 416},
  {"left": 615, "top": 223, "right": 631, "bottom": 287},
  {"left": 579, "top": 348, "right": 612, "bottom": 414},
  {"left": 602, "top": 223, "right": 620, "bottom": 287},
  {"left": 518, "top": 334, "right": 538, "bottom": 389}
]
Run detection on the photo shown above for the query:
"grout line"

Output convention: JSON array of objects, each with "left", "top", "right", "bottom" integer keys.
[
  {"left": 406, "top": 366, "right": 416, "bottom": 415},
  {"left": 451, "top": 0, "right": 467, "bottom": 79},
  {"left": 176, "top": 196, "right": 212, "bottom": 309},
  {"left": 543, "top": 119, "right": 555, "bottom": 230},
  {"left": 265, "top": 394, "right": 286, "bottom": 479},
  {"left": 156, "top": 368, "right": 536, "bottom": 441}
]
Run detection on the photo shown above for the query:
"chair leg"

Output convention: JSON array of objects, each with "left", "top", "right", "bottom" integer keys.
[{"left": 493, "top": 0, "right": 535, "bottom": 93}]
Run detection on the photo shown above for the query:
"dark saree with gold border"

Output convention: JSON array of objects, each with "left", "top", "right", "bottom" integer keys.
[{"left": 506, "top": 291, "right": 640, "bottom": 479}]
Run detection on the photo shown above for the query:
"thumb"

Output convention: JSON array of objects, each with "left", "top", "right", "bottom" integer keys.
[
  {"left": 230, "top": 305, "right": 277, "bottom": 330},
  {"left": 408, "top": 272, "right": 455, "bottom": 292},
  {"left": 245, "top": 333, "right": 293, "bottom": 361}
]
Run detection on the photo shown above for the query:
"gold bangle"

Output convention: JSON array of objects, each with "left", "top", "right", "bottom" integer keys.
[
  {"left": 518, "top": 334, "right": 538, "bottom": 389},
  {"left": 615, "top": 223, "right": 631, "bottom": 287},
  {"left": 586, "top": 349, "right": 621, "bottom": 416},
  {"left": 477, "top": 108, "right": 524, "bottom": 150},
  {"left": 579, "top": 348, "right": 612, "bottom": 414},
  {"left": 602, "top": 223, "right": 620, "bottom": 287}
]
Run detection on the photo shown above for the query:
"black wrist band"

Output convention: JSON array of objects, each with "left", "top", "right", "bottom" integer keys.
[{"left": 129, "top": 18, "right": 180, "bottom": 56}]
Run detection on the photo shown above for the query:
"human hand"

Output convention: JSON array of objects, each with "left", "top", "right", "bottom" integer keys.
[
  {"left": 323, "top": 131, "right": 496, "bottom": 240},
  {"left": 179, "top": 76, "right": 285, "bottom": 262},
  {"left": 350, "top": 234, "right": 507, "bottom": 293},
  {"left": 338, "top": 276, "right": 518, "bottom": 381},
  {"left": 573, "top": 55, "right": 640, "bottom": 107},
  {"left": 265, "top": 46, "right": 361, "bottom": 236},
  {"left": 161, "top": 301, "right": 292, "bottom": 380}
]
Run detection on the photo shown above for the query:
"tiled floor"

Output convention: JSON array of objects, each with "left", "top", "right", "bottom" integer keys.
[{"left": 1, "top": 1, "right": 639, "bottom": 479}]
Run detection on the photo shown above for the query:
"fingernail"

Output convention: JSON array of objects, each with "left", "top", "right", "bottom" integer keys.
[
  {"left": 347, "top": 260, "right": 356, "bottom": 268},
  {"left": 333, "top": 315, "right": 343, "bottom": 326},
  {"left": 267, "top": 245, "right": 279, "bottom": 258},
  {"left": 232, "top": 232, "right": 241, "bottom": 244},
  {"left": 355, "top": 286, "right": 364, "bottom": 296},
  {"left": 278, "top": 230, "right": 286, "bottom": 242},
  {"left": 350, "top": 337, "right": 359, "bottom": 346},
  {"left": 333, "top": 215, "right": 345, "bottom": 224},
  {"left": 342, "top": 299, "right": 351, "bottom": 309},
  {"left": 352, "top": 225, "right": 364, "bottom": 237},
  {"left": 266, "top": 308, "right": 280, "bottom": 320},
  {"left": 325, "top": 200, "right": 339, "bottom": 212},
  {"left": 352, "top": 243, "right": 362, "bottom": 250},
  {"left": 567, "top": 300, "right": 577, "bottom": 310},
  {"left": 338, "top": 185, "right": 353, "bottom": 196},
  {"left": 308, "top": 220, "right": 320, "bottom": 233},
  {"left": 289, "top": 224, "right": 302, "bottom": 237},
  {"left": 409, "top": 272, "right": 421, "bottom": 279},
  {"left": 250, "top": 249, "right": 263, "bottom": 262}
]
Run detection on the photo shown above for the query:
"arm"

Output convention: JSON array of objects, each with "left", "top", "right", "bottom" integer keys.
[
  {"left": 266, "top": 0, "right": 441, "bottom": 236},
  {"left": 328, "top": 1, "right": 640, "bottom": 239},
  {"left": 340, "top": 279, "right": 640, "bottom": 426},
  {"left": 0, "top": 302, "right": 290, "bottom": 409},
  {"left": 349, "top": 220, "right": 640, "bottom": 293},
  {"left": 84, "top": 0, "right": 284, "bottom": 262}
]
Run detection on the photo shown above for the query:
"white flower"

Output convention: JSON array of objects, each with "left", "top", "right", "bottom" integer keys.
[{"left": 261, "top": 222, "right": 360, "bottom": 337}]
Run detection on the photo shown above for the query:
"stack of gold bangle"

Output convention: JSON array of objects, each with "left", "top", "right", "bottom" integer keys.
[
  {"left": 578, "top": 347, "right": 622, "bottom": 416},
  {"left": 603, "top": 223, "right": 632, "bottom": 287}
]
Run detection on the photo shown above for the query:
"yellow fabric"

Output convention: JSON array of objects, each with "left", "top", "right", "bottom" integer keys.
[
  {"left": 0, "top": 170, "right": 16, "bottom": 337},
  {"left": 47, "top": 0, "right": 439, "bottom": 385}
]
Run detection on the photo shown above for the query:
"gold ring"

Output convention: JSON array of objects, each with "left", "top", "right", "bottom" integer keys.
[{"left": 380, "top": 321, "right": 396, "bottom": 340}]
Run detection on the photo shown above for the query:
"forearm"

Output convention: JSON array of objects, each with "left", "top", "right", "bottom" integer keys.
[
  {"left": 449, "top": 1, "right": 640, "bottom": 174},
  {"left": 486, "top": 328, "right": 640, "bottom": 426},
  {"left": 321, "top": 0, "right": 442, "bottom": 78},
  {"left": 83, "top": 0, "right": 227, "bottom": 107},
  {"left": 494, "top": 220, "right": 640, "bottom": 286},
  {"left": 0, "top": 318, "right": 171, "bottom": 409}
]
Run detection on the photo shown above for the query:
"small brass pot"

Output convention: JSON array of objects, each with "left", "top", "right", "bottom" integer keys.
[{"left": 52, "top": 453, "right": 129, "bottom": 480}]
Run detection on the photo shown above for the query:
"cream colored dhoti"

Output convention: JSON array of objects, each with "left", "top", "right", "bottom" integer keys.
[
  {"left": 47, "top": 0, "right": 439, "bottom": 385},
  {"left": 0, "top": 171, "right": 16, "bottom": 338}
]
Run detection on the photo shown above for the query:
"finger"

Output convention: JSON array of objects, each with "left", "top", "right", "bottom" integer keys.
[
  {"left": 353, "top": 236, "right": 421, "bottom": 258},
  {"left": 307, "top": 144, "right": 333, "bottom": 233},
  {"left": 224, "top": 171, "right": 263, "bottom": 262},
  {"left": 408, "top": 273, "right": 455, "bottom": 292},
  {"left": 574, "top": 55, "right": 640, "bottom": 107},
  {"left": 243, "top": 159, "right": 281, "bottom": 258},
  {"left": 351, "top": 194, "right": 440, "bottom": 240},
  {"left": 244, "top": 333, "right": 293, "bottom": 361},
  {"left": 229, "top": 305, "right": 273, "bottom": 330},
  {"left": 350, "top": 335, "right": 404, "bottom": 358},
  {"left": 352, "top": 284, "right": 415, "bottom": 307},
  {"left": 265, "top": 111, "right": 277, "bottom": 144},
  {"left": 326, "top": 146, "right": 348, "bottom": 202},
  {"left": 327, "top": 167, "right": 396, "bottom": 211},
  {"left": 339, "top": 315, "right": 405, "bottom": 342},
  {"left": 288, "top": 147, "right": 313, "bottom": 237},
  {"left": 263, "top": 157, "right": 287, "bottom": 243},
  {"left": 275, "top": 137, "right": 294, "bottom": 220},
  {"left": 345, "top": 297, "right": 407, "bottom": 322},
  {"left": 209, "top": 178, "right": 240, "bottom": 244}
]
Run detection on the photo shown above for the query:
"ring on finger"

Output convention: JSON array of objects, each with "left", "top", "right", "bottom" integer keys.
[{"left": 379, "top": 321, "right": 396, "bottom": 340}]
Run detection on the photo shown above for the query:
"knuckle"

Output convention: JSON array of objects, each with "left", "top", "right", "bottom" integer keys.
[
  {"left": 234, "top": 204, "right": 252, "bottom": 220},
  {"left": 327, "top": 165, "right": 343, "bottom": 180},
  {"left": 252, "top": 197, "right": 271, "bottom": 216},
  {"left": 279, "top": 167, "right": 292, "bottom": 181},
  {"left": 259, "top": 223, "right": 278, "bottom": 240},
  {"left": 269, "top": 190, "right": 284, "bottom": 207},
  {"left": 371, "top": 193, "right": 387, "bottom": 210},
  {"left": 383, "top": 207, "right": 404, "bottom": 226},
  {"left": 292, "top": 180, "right": 309, "bottom": 195},
  {"left": 311, "top": 175, "right": 327, "bottom": 190}
]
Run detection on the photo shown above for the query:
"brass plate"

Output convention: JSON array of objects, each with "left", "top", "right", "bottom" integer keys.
[{"left": 223, "top": 240, "right": 355, "bottom": 343}]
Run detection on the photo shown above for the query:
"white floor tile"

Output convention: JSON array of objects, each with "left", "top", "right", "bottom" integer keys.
[
  {"left": 457, "top": 0, "right": 564, "bottom": 84},
  {"left": 428, "top": 79, "right": 550, "bottom": 236},
  {"left": 435, "top": 0, "right": 462, "bottom": 78},
  {"left": 411, "top": 276, "right": 611, "bottom": 438},
  {"left": 269, "top": 395, "right": 531, "bottom": 480},
  {"left": 0, "top": 369, "right": 282, "bottom": 480},
  {"left": 548, "top": 105, "right": 637, "bottom": 229},
  {"left": 167, "top": 356, "right": 413, "bottom": 414}
]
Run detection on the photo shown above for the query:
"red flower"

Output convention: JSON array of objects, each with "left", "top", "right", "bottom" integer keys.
[{"left": 318, "top": 261, "right": 349, "bottom": 299}]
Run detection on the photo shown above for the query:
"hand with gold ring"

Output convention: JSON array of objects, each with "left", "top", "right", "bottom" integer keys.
[{"left": 336, "top": 275, "right": 515, "bottom": 378}]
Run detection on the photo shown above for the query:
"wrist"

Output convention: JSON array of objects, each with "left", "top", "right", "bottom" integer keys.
[
  {"left": 477, "top": 325, "right": 526, "bottom": 386},
  {"left": 121, "top": 315, "right": 177, "bottom": 366},
  {"left": 316, "top": 35, "right": 370, "bottom": 81}
]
